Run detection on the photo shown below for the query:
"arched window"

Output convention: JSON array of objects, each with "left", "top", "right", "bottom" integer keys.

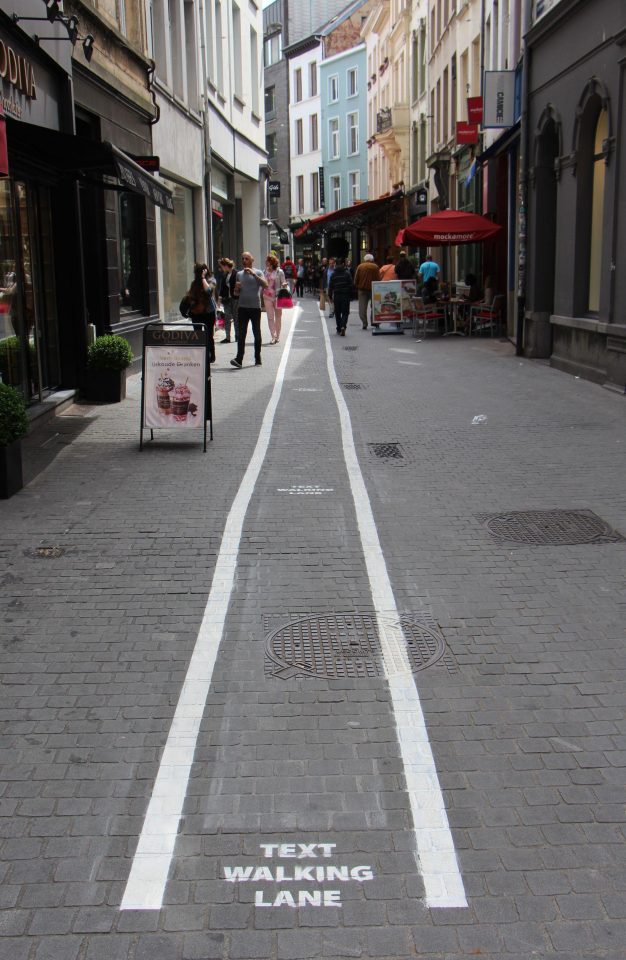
[{"left": 588, "top": 109, "right": 608, "bottom": 312}]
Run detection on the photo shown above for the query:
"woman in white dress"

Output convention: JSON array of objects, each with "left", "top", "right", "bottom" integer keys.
[{"left": 263, "top": 254, "right": 286, "bottom": 344}]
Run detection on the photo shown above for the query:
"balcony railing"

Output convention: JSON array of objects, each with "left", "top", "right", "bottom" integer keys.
[{"left": 376, "top": 107, "right": 392, "bottom": 133}]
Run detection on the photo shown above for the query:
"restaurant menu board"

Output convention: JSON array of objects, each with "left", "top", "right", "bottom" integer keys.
[
  {"left": 372, "top": 280, "right": 419, "bottom": 326},
  {"left": 143, "top": 326, "right": 206, "bottom": 429}
]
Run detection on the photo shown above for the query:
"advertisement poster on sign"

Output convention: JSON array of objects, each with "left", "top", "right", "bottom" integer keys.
[
  {"left": 372, "top": 280, "right": 418, "bottom": 326},
  {"left": 143, "top": 330, "right": 206, "bottom": 429}
]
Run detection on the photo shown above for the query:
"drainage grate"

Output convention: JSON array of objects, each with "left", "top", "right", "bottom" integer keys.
[
  {"left": 479, "top": 509, "right": 624, "bottom": 545},
  {"left": 32, "top": 546, "right": 64, "bottom": 558},
  {"left": 341, "top": 383, "right": 365, "bottom": 390},
  {"left": 265, "top": 613, "right": 452, "bottom": 680},
  {"left": 343, "top": 345, "right": 358, "bottom": 351},
  {"left": 369, "top": 442, "right": 404, "bottom": 459}
]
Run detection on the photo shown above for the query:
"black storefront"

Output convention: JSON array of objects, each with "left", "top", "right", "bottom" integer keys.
[
  {"left": 0, "top": 11, "right": 78, "bottom": 405},
  {"left": 0, "top": 8, "right": 173, "bottom": 406}
]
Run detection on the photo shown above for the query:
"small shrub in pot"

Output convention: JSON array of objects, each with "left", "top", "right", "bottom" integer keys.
[
  {"left": 84, "top": 335, "right": 133, "bottom": 402},
  {"left": 0, "top": 383, "right": 28, "bottom": 498}
]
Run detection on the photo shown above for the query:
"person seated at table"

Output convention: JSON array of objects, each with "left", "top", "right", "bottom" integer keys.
[
  {"left": 464, "top": 273, "right": 482, "bottom": 303},
  {"left": 481, "top": 275, "right": 495, "bottom": 306}
]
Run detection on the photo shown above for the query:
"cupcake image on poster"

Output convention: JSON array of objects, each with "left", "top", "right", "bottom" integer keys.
[
  {"left": 156, "top": 371, "right": 175, "bottom": 413},
  {"left": 171, "top": 381, "right": 192, "bottom": 421}
]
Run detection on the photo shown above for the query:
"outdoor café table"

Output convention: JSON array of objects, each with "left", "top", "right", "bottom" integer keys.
[{"left": 442, "top": 297, "right": 466, "bottom": 336}]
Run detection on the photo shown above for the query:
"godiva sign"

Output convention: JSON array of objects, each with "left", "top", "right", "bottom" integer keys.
[{"left": 0, "top": 40, "right": 36, "bottom": 100}]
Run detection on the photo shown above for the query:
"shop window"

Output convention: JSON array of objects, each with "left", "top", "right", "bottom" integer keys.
[
  {"left": 119, "top": 192, "right": 147, "bottom": 315},
  {"left": 588, "top": 109, "right": 607, "bottom": 312},
  {"left": 160, "top": 180, "right": 195, "bottom": 322},
  {"left": 573, "top": 80, "right": 611, "bottom": 316}
]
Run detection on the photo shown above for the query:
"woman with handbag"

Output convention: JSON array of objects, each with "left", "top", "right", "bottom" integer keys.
[
  {"left": 263, "top": 254, "right": 286, "bottom": 345},
  {"left": 187, "top": 263, "right": 217, "bottom": 362}
]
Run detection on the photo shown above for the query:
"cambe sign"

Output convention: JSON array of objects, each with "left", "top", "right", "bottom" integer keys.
[{"left": 483, "top": 71, "right": 516, "bottom": 128}]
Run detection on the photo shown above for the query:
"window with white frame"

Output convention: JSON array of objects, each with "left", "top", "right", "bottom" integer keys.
[
  {"left": 347, "top": 112, "right": 359, "bottom": 154},
  {"left": 329, "top": 117, "right": 340, "bottom": 158},
  {"left": 348, "top": 171, "right": 359, "bottom": 203},
  {"left": 296, "top": 175, "right": 304, "bottom": 214},
  {"left": 330, "top": 174, "right": 341, "bottom": 211},
  {"left": 328, "top": 74, "right": 339, "bottom": 102},
  {"left": 309, "top": 61, "right": 317, "bottom": 97},
  {"left": 295, "top": 118, "right": 303, "bottom": 155},
  {"left": 311, "top": 171, "right": 320, "bottom": 210},
  {"left": 310, "top": 113, "right": 318, "bottom": 151},
  {"left": 232, "top": 3, "right": 242, "bottom": 98},
  {"left": 347, "top": 66, "right": 358, "bottom": 97},
  {"left": 294, "top": 68, "right": 302, "bottom": 102}
]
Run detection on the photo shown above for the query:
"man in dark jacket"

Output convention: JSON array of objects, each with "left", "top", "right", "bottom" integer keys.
[
  {"left": 328, "top": 259, "right": 353, "bottom": 335},
  {"left": 395, "top": 250, "right": 416, "bottom": 280}
]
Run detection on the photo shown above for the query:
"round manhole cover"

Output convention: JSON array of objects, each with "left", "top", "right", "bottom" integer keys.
[
  {"left": 483, "top": 509, "right": 622, "bottom": 545},
  {"left": 265, "top": 614, "right": 446, "bottom": 680}
]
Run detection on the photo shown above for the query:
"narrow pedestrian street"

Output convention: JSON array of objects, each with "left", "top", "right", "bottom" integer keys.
[{"left": 1, "top": 300, "right": 625, "bottom": 960}]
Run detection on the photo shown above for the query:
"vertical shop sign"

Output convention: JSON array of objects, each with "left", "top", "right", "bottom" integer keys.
[
  {"left": 483, "top": 71, "right": 516, "bottom": 128},
  {"left": 140, "top": 323, "right": 212, "bottom": 451},
  {"left": 0, "top": 103, "right": 8, "bottom": 177}
]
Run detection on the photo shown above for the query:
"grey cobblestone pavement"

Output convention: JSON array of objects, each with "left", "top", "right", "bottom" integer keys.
[{"left": 1, "top": 297, "right": 625, "bottom": 959}]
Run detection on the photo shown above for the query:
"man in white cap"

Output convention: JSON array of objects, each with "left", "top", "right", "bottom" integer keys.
[{"left": 353, "top": 254, "right": 381, "bottom": 329}]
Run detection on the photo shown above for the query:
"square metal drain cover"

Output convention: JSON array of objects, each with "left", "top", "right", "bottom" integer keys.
[
  {"left": 368, "top": 442, "right": 404, "bottom": 459},
  {"left": 343, "top": 345, "right": 358, "bottom": 351},
  {"left": 341, "top": 383, "right": 365, "bottom": 390},
  {"left": 264, "top": 613, "right": 456, "bottom": 680},
  {"left": 479, "top": 509, "right": 624, "bottom": 545}
]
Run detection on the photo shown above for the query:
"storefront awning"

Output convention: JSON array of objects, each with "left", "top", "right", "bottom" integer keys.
[
  {"left": 6, "top": 118, "right": 174, "bottom": 211},
  {"left": 476, "top": 120, "right": 521, "bottom": 167},
  {"left": 294, "top": 193, "right": 404, "bottom": 238}
]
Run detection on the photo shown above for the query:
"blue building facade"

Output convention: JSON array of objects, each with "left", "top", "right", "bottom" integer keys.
[{"left": 320, "top": 43, "right": 368, "bottom": 218}]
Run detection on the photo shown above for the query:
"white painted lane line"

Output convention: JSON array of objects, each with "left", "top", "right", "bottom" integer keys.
[
  {"left": 120, "top": 307, "right": 301, "bottom": 911},
  {"left": 320, "top": 315, "right": 467, "bottom": 910}
]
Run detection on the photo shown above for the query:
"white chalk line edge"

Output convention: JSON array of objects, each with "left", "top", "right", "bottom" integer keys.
[
  {"left": 120, "top": 307, "right": 301, "bottom": 910},
  {"left": 319, "top": 313, "right": 467, "bottom": 909}
]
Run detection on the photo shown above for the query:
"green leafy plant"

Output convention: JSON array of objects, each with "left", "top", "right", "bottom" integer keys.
[
  {"left": 87, "top": 335, "right": 133, "bottom": 373},
  {"left": 0, "top": 382, "right": 28, "bottom": 447},
  {"left": 0, "top": 336, "right": 35, "bottom": 387}
]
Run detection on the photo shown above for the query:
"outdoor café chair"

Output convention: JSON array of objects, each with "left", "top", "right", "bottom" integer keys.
[
  {"left": 469, "top": 294, "right": 504, "bottom": 337},
  {"left": 412, "top": 298, "right": 446, "bottom": 339}
]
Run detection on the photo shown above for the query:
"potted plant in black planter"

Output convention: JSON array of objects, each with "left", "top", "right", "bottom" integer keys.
[
  {"left": 0, "top": 382, "right": 28, "bottom": 499},
  {"left": 84, "top": 334, "right": 133, "bottom": 403}
]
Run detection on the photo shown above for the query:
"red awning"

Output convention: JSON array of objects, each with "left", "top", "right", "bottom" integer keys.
[
  {"left": 396, "top": 210, "right": 501, "bottom": 246},
  {"left": 294, "top": 194, "right": 403, "bottom": 238}
]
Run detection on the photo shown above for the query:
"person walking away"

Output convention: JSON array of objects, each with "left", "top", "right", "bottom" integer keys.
[
  {"left": 188, "top": 263, "right": 217, "bottom": 362},
  {"left": 395, "top": 251, "right": 415, "bottom": 280},
  {"left": 328, "top": 258, "right": 353, "bottom": 335},
  {"left": 230, "top": 252, "right": 268, "bottom": 368},
  {"left": 418, "top": 255, "right": 440, "bottom": 284},
  {"left": 319, "top": 257, "right": 329, "bottom": 310},
  {"left": 217, "top": 258, "right": 236, "bottom": 343},
  {"left": 282, "top": 256, "right": 296, "bottom": 294},
  {"left": 295, "top": 259, "right": 306, "bottom": 298},
  {"left": 263, "top": 254, "right": 286, "bottom": 344},
  {"left": 379, "top": 256, "right": 397, "bottom": 281},
  {"left": 353, "top": 254, "right": 380, "bottom": 329}
]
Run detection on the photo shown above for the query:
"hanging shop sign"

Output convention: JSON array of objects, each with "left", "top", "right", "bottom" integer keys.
[
  {"left": 318, "top": 167, "right": 325, "bottom": 208},
  {"left": 467, "top": 97, "right": 483, "bottom": 123},
  {"left": 140, "top": 323, "right": 212, "bottom": 452},
  {"left": 268, "top": 180, "right": 281, "bottom": 197},
  {"left": 483, "top": 71, "right": 516, "bottom": 128},
  {"left": 456, "top": 122, "right": 479, "bottom": 145}
]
